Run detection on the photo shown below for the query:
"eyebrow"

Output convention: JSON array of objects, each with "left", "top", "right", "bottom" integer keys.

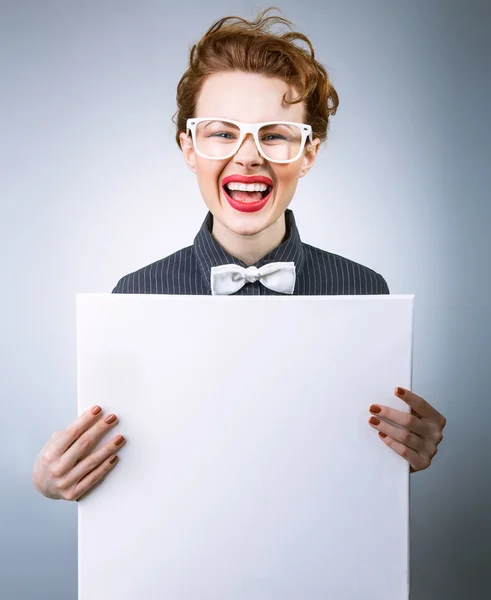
[{"left": 203, "top": 120, "right": 230, "bottom": 129}]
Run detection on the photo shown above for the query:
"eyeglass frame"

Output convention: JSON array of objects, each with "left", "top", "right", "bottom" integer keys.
[{"left": 186, "top": 117, "right": 314, "bottom": 164}]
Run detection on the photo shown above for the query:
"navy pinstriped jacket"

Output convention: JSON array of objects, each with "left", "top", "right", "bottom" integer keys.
[{"left": 112, "top": 209, "right": 389, "bottom": 296}]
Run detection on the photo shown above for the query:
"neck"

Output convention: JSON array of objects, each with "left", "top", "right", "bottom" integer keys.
[{"left": 211, "top": 212, "right": 287, "bottom": 266}]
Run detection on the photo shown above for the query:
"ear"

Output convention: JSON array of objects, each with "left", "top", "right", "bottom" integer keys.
[
  {"left": 179, "top": 131, "right": 197, "bottom": 174},
  {"left": 298, "top": 137, "right": 321, "bottom": 179}
]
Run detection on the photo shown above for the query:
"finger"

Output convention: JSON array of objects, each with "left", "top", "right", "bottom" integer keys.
[
  {"left": 369, "top": 404, "right": 429, "bottom": 438},
  {"left": 60, "top": 413, "right": 119, "bottom": 473},
  {"left": 56, "top": 406, "right": 106, "bottom": 456},
  {"left": 60, "top": 434, "right": 126, "bottom": 489},
  {"left": 368, "top": 415, "right": 426, "bottom": 453},
  {"left": 394, "top": 388, "right": 446, "bottom": 427},
  {"left": 72, "top": 455, "right": 120, "bottom": 502},
  {"left": 378, "top": 432, "right": 431, "bottom": 472},
  {"left": 72, "top": 414, "right": 120, "bottom": 465}
]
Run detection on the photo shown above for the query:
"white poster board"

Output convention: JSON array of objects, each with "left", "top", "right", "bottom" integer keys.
[{"left": 76, "top": 294, "right": 414, "bottom": 600}]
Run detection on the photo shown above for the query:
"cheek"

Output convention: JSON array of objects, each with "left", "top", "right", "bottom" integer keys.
[
  {"left": 274, "top": 166, "right": 301, "bottom": 189},
  {"left": 195, "top": 162, "right": 225, "bottom": 191}
]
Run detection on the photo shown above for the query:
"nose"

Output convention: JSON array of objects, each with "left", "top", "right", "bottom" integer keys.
[{"left": 232, "top": 133, "right": 264, "bottom": 167}]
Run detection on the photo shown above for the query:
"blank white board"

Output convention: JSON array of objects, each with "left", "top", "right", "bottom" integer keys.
[{"left": 76, "top": 293, "right": 414, "bottom": 600}]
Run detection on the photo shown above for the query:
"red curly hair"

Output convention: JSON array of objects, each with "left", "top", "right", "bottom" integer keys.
[{"left": 173, "top": 6, "right": 339, "bottom": 150}]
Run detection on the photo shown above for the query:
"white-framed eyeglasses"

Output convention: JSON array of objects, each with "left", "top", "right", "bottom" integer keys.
[{"left": 186, "top": 117, "right": 314, "bottom": 164}]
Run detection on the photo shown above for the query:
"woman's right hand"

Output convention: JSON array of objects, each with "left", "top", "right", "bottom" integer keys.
[{"left": 32, "top": 405, "right": 126, "bottom": 501}]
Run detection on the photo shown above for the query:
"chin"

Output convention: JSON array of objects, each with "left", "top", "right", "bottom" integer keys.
[{"left": 219, "top": 212, "right": 270, "bottom": 237}]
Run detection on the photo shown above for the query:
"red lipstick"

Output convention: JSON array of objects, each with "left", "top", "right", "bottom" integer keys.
[{"left": 221, "top": 174, "right": 274, "bottom": 213}]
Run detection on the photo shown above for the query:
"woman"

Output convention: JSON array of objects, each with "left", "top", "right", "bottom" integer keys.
[{"left": 32, "top": 7, "right": 446, "bottom": 502}]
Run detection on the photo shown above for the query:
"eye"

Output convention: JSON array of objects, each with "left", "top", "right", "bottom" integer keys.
[
  {"left": 262, "top": 134, "right": 287, "bottom": 141},
  {"left": 210, "top": 132, "right": 236, "bottom": 139}
]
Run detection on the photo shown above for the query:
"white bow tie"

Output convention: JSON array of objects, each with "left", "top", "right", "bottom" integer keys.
[{"left": 210, "top": 262, "right": 296, "bottom": 295}]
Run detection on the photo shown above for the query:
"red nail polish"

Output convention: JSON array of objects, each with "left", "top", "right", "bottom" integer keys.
[
  {"left": 379, "top": 432, "right": 387, "bottom": 439},
  {"left": 396, "top": 387, "right": 405, "bottom": 396}
]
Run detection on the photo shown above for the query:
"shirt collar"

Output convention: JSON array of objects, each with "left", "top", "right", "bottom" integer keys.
[{"left": 193, "top": 208, "right": 306, "bottom": 291}]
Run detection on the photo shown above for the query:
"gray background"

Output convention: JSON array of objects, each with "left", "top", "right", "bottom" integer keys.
[{"left": 1, "top": 0, "right": 489, "bottom": 598}]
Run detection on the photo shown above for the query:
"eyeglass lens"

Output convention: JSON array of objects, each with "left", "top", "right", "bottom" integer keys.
[{"left": 195, "top": 120, "right": 303, "bottom": 161}]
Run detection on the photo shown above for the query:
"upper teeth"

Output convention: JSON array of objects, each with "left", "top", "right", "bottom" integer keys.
[{"left": 226, "top": 182, "right": 269, "bottom": 192}]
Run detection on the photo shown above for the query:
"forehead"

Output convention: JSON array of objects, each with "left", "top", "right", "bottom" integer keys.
[{"left": 195, "top": 71, "right": 304, "bottom": 123}]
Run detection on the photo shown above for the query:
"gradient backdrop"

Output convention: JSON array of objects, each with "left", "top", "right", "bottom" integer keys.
[{"left": 1, "top": 1, "right": 489, "bottom": 598}]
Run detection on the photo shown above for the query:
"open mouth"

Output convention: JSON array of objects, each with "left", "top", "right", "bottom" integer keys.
[{"left": 222, "top": 183, "right": 273, "bottom": 202}]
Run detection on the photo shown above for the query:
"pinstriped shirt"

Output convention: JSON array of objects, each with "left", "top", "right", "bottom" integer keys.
[{"left": 112, "top": 208, "right": 390, "bottom": 295}]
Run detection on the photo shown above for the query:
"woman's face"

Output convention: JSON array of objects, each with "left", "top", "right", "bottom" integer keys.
[{"left": 179, "top": 70, "right": 320, "bottom": 239}]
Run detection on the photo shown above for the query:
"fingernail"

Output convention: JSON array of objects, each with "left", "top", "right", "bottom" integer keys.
[
  {"left": 105, "top": 414, "right": 117, "bottom": 424},
  {"left": 396, "top": 387, "right": 405, "bottom": 395},
  {"left": 109, "top": 456, "right": 118, "bottom": 464},
  {"left": 114, "top": 435, "right": 125, "bottom": 446},
  {"left": 379, "top": 432, "right": 387, "bottom": 439},
  {"left": 91, "top": 405, "right": 102, "bottom": 415},
  {"left": 370, "top": 405, "right": 381, "bottom": 414},
  {"left": 369, "top": 417, "right": 380, "bottom": 426}
]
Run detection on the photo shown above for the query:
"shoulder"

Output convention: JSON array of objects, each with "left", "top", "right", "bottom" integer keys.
[
  {"left": 302, "top": 243, "right": 390, "bottom": 294},
  {"left": 111, "top": 245, "right": 195, "bottom": 294}
]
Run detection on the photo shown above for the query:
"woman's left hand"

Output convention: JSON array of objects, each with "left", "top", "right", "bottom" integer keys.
[{"left": 368, "top": 387, "right": 446, "bottom": 473}]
